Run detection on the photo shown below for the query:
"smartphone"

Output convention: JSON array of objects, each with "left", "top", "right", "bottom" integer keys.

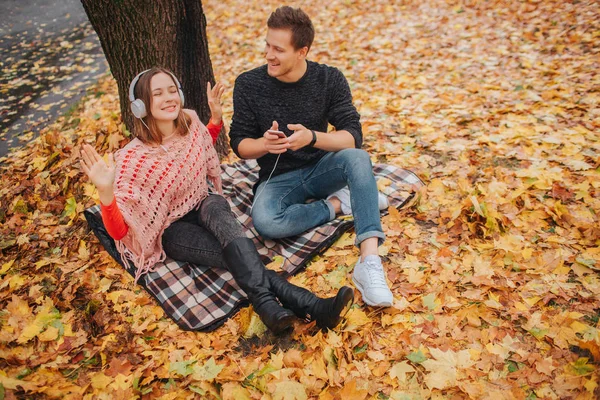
[{"left": 268, "top": 130, "right": 287, "bottom": 138}]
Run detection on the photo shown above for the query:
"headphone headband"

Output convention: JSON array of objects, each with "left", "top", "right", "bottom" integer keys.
[{"left": 128, "top": 69, "right": 151, "bottom": 103}]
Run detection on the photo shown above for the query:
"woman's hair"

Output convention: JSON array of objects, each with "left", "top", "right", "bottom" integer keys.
[
  {"left": 267, "top": 6, "right": 314, "bottom": 51},
  {"left": 132, "top": 67, "right": 192, "bottom": 145}
]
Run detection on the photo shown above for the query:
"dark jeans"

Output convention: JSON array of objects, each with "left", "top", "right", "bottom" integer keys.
[{"left": 162, "top": 195, "right": 245, "bottom": 267}]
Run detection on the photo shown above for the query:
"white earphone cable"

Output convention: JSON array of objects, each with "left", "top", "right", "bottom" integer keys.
[{"left": 250, "top": 153, "right": 281, "bottom": 213}]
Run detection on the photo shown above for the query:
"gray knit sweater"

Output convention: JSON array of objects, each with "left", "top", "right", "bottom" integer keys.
[{"left": 229, "top": 60, "right": 362, "bottom": 183}]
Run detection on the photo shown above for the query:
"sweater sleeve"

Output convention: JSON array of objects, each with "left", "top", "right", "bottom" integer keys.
[
  {"left": 206, "top": 120, "right": 223, "bottom": 145},
  {"left": 100, "top": 197, "right": 129, "bottom": 241},
  {"left": 327, "top": 69, "right": 363, "bottom": 148},
  {"left": 229, "top": 75, "right": 260, "bottom": 157}
]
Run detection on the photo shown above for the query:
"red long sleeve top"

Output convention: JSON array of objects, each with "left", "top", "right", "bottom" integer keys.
[{"left": 100, "top": 120, "right": 222, "bottom": 240}]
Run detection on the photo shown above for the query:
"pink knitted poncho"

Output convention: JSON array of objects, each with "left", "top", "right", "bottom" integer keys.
[{"left": 113, "top": 110, "right": 223, "bottom": 282}]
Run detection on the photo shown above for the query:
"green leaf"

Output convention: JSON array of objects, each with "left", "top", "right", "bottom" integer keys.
[
  {"left": 422, "top": 293, "right": 439, "bottom": 311},
  {"left": 50, "top": 319, "right": 64, "bottom": 337},
  {"left": 406, "top": 350, "right": 427, "bottom": 364},
  {"left": 191, "top": 357, "right": 224, "bottom": 381},
  {"left": 506, "top": 360, "right": 519, "bottom": 373},
  {"left": 12, "top": 198, "right": 28, "bottom": 214},
  {"left": 257, "top": 364, "right": 278, "bottom": 377},
  {"left": 576, "top": 257, "right": 596, "bottom": 268},
  {"left": 189, "top": 385, "right": 206, "bottom": 395},
  {"left": 169, "top": 360, "right": 196, "bottom": 377},
  {"left": 353, "top": 344, "right": 368, "bottom": 355},
  {"left": 0, "top": 239, "right": 16, "bottom": 250},
  {"left": 525, "top": 392, "right": 537, "bottom": 400},
  {"left": 529, "top": 327, "right": 548, "bottom": 339},
  {"left": 16, "top": 368, "right": 32, "bottom": 379},
  {"left": 62, "top": 197, "right": 77, "bottom": 219},
  {"left": 163, "top": 378, "right": 176, "bottom": 389},
  {"left": 324, "top": 264, "right": 350, "bottom": 289},
  {"left": 569, "top": 358, "right": 595, "bottom": 376}
]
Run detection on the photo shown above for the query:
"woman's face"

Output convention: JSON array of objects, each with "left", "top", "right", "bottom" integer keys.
[{"left": 149, "top": 72, "right": 181, "bottom": 122}]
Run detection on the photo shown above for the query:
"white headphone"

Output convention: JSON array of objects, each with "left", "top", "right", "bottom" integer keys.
[{"left": 128, "top": 69, "right": 185, "bottom": 119}]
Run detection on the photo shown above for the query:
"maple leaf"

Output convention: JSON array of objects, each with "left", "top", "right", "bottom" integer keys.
[
  {"left": 389, "top": 361, "right": 415, "bottom": 384},
  {"left": 535, "top": 357, "right": 556, "bottom": 376},
  {"left": 566, "top": 358, "right": 595, "bottom": 376},
  {"left": 337, "top": 380, "right": 368, "bottom": 400},
  {"left": 243, "top": 311, "right": 268, "bottom": 338},
  {"left": 272, "top": 380, "right": 308, "bottom": 400},
  {"left": 421, "top": 293, "right": 441, "bottom": 311},
  {"left": 90, "top": 372, "right": 112, "bottom": 390},
  {"left": 0, "top": 259, "right": 15, "bottom": 275},
  {"left": 283, "top": 349, "right": 304, "bottom": 369},
  {"left": 221, "top": 382, "right": 252, "bottom": 400},
  {"left": 61, "top": 196, "right": 77, "bottom": 220},
  {"left": 16, "top": 234, "right": 30, "bottom": 246},
  {"left": 169, "top": 360, "right": 196, "bottom": 377},
  {"left": 77, "top": 240, "right": 90, "bottom": 261},
  {"left": 421, "top": 348, "right": 474, "bottom": 390},
  {"left": 105, "top": 357, "right": 133, "bottom": 377},
  {"left": 191, "top": 357, "right": 224, "bottom": 381},
  {"left": 406, "top": 350, "right": 427, "bottom": 364},
  {"left": 17, "top": 298, "right": 61, "bottom": 344},
  {"left": 343, "top": 308, "right": 371, "bottom": 331}
]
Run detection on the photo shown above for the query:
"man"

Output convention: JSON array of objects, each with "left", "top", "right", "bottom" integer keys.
[{"left": 229, "top": 6, "right": 393, "bottom": 307}]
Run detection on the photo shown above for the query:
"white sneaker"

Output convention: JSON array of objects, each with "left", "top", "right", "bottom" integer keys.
[
  {"left": 352, "top": 255, "right": 393, "bottom": 307},
  {"left": 327, "top": 186, "right": 389, "bottom": 216}
]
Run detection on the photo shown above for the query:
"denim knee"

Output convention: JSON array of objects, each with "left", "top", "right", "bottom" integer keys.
[
  {"left": 337, "top": 149, "right": 373, "bottom": 178},
  {"left": 251, "top": 210, "right": 278, "bottom": 239},
  {"left": 251, "top": 204, "right": 293, "bottom": 240}
]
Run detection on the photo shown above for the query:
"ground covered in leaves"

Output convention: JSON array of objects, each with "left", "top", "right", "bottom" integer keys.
[{"left": 1, "top": 0, "right": 599, "bottom": 399}]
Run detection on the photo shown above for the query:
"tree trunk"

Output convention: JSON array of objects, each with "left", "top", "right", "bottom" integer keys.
[{"left": 80, "top": 0, "right": 228, "bottom": 158}]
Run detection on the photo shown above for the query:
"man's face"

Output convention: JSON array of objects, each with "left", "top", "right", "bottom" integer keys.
[{"left": 264, "top": 28, "right": 307, "bottom": 82}]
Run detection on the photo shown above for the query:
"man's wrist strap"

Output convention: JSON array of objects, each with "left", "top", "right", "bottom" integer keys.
[{"left": 309, "top": 130, "right": 317, "bottom": 147}]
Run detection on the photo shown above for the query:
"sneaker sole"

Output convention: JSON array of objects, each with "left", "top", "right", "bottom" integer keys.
[{"left": 352, "top": 276, "right": 393, "bottom": 307}]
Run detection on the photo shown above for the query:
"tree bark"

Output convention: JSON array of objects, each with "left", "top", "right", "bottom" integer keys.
[{"left": 80, "top": 0, "right": 228, "bottom": 157}]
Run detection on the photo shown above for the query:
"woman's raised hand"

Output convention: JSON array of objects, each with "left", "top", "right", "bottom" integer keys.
[
  {"left": 207, "top": 81, "right": 225, "bottom": 125},
  {"left": 80, "top": 144, "right": 116, "bottom": 197}
]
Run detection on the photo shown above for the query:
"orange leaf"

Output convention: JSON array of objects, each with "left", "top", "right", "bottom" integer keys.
[{"left": 336, "top": 380, "right": 368, "bottom": 400}]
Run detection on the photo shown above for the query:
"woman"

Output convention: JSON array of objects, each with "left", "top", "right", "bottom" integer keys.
[{"left": 80, "top": 67, "right": 354, "bottom": 334}]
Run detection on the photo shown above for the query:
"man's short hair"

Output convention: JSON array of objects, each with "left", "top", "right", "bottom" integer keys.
[{"left": 267, "top": 6, "right": 315, "bottom": 51}]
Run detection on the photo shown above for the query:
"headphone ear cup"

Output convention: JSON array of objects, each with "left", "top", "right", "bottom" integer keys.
[
  {"left": 179, "top": 89, "right": 185, "bottom": 107},
  {"left": 130, "top": 99, "right": 147, "bottom": 119}
]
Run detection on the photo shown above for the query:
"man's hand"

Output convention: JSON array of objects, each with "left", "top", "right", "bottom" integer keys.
[
  {"left": 207, "top": 82, "right": 225, "bottom": 125},
  {"left": 287, "top": 124, "right": 313, "bottom": 151},
  {"left": 263, "top": 121, "right": 290, "bottom": 154}
]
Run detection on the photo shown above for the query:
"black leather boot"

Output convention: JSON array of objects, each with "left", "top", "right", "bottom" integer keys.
[
  {"left": 222, "top": 238, "right": 295, "bottom": 335},
  {"left": 266, "top": 270, "right": 354, "bottom": 330}
]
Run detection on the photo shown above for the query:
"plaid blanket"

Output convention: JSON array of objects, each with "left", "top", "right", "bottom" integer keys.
[{"left": 84, "top": 160, "right": 424, "bottom": 332}]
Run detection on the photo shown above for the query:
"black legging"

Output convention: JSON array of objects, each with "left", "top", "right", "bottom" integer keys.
[{"left": 161, "top": 195, "right": 245, "bottom": 267}]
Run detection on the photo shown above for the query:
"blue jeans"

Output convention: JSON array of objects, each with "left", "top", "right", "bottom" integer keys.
[{"left": 251, "top": 148, "right": 385, "bottom": 246}]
